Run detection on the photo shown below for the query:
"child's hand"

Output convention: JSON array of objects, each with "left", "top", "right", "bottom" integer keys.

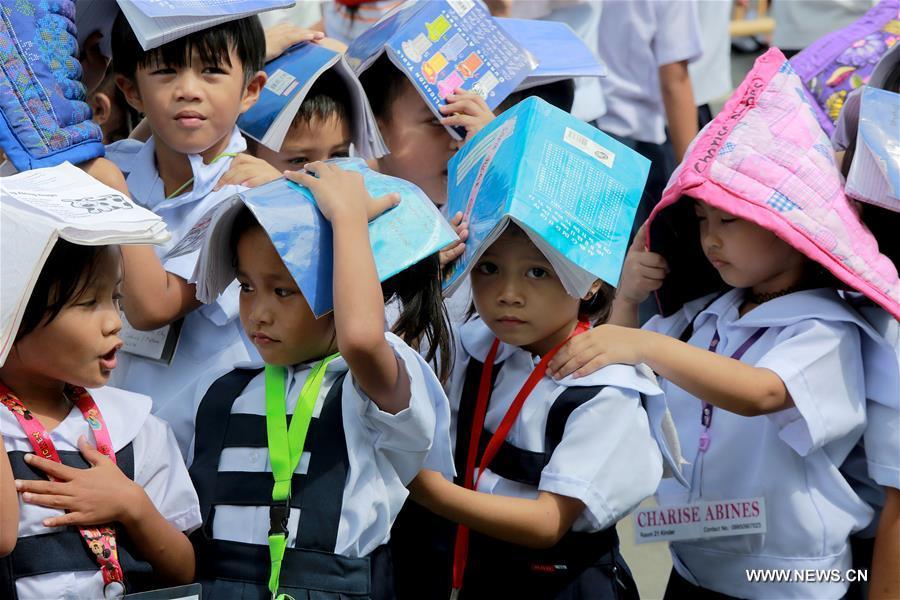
[
  {"left": 439, "top": 211, "right": 468, "bottom": 267},
  {"left": 617, "top": 223, "right": 669, "bottom": 306},
  {"left": 15, "top": 436, "right": 148, "bottom": 529},
  {"left": 213, "top": 153, "right": 282, "bottom": 190},
  {"left": 439, "top": 88, "right": 495, "bottom": 141},
  {"left": 547, "top": 324, "right": 651, "bottom": 380},
  {"left": 285, "top": 162, "right": 400, "bottom": 223},
  {"left": 264, "top": 23, "right": 325, "bottom": 62}
]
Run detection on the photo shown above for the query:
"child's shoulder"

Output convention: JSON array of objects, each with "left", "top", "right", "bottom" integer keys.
[
  {"left": 554, "top": 361, "right": 662, "bottom": 398},
  {"left": 104, "top": 137, "right": 151, "bottom": 176}
]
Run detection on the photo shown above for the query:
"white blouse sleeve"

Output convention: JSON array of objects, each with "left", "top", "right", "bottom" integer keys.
[
  {"left": 538, "top": 386, "right": 663, "bottom": 530},
  {"left": 350, "top": 333, "right": 453, "bottom": 485},
  {"left": 133, "top": 415, "right": 202, "bottom": 533},
  {"left": 756, "top": 319, "right": 866, "bottom": 456}
]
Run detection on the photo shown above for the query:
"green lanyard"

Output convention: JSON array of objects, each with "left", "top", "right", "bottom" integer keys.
[
  {"left": 265, "top": 353, "right": 340, "bottom": 600},
  {"left": 164, "top": 152, "right": 238, "bottom": 200}
]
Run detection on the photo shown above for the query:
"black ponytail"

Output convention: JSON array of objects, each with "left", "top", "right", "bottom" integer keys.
[{"left": 382, "top": 253, "right": 453, "bottom": 384}]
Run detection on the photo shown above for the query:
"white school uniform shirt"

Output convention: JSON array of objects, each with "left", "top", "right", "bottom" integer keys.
[
  {"left": 689, "top": 0, "right": 733, "bottom": 107},
  {"left": 1, "top": 386, "right": 201, "bottom": 600},
  {"left": 649, "top": 288, "right": 898, "bottom": 599},
  {"left": 772, "top": 0, "right": 878, "bottom": 50},
  {"left": 187, "top": 332, "right": 452, "bottom": 557},
  {"left": 105, "top": 127, "right": 259, "bottom": 457},
  {"left": 446, "top": 318, "right": 680, "bottom": 532},
  {"left": 593, "top": 0, "right": 702, "bottom": 144}
]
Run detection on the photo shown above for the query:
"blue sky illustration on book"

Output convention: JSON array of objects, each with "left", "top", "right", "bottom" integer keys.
[
  {"left": 238, "top": 158, "right": 457, "bottom": 317},
  {"left": 444, "top": 97, "right": 649, "bottom": 296}
]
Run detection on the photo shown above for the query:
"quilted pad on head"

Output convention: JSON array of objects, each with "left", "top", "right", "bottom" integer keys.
[{"left": 649, "top": 47, "right": 900, "bottom": 320}]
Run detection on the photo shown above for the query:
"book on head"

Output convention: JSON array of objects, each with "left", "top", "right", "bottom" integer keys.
[
  {"left": 237, "top": 42, "right": 388, "bottom": 158},
  {"left": 443, "top": 97, "right": 650, "bottom": 299},
  {"left": 0, "top": 162, "right": 170, "bottom": 365},
  {"left": 345, "top": 0, "right": 536, "bottom": 140}
]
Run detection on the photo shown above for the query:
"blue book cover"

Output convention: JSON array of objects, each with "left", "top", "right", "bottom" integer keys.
[
  {"left": 496, "top": 18, "right": 606, "bottom": 90},
  {"left": 346, "top": 0, "right": 536, "bottom": 140},
  {"left": 237, "top": 43, "right": 386, "bottom": 157},
  {"left": 444, "top": 97, "right": 650, "bottom": 296},
  {"left": 130, "top": 0, "right": 292, "bottom": 18},
  {"left": 846, "top": 86, "right": 899, "bottom": 211},
  {"left": 194, "top": 158, "right": 457, "bottom": 317}
]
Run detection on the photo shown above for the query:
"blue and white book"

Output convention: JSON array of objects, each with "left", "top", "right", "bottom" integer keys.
[
  {"left": 846, "top": 86, "right": 900, "bottom": 212},
  {"left": 116, "top": 0, "right": 294, "bottom": 50},
  {"left": 496, "top": 18, "right": 606, "bottom": 91},
  {"left": 443, "top": 97, "right": 649, "bottom": 297},
  {"left": 345, "top": 0, "right": 536, "bottom": 140},
  {"left": 238, "top": 43, "right": 387, "bottom": 158},
  {"left": 193, "top": 158, "right": 458, "bottom": 317}
]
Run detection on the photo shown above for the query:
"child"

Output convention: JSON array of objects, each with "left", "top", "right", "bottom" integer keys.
[
  {"left": 832, "top": 43, "right": 900, "bottom": 600},
  {"left": 0, "top": 240, "right": 201, "bottom": 599},
  {"left": 548, "top": 49, "right": 900, "bottom": 599},
  {"left": 105, "top": 14, "right": 268, "bottom": 454},
  {"left": 186, "top": 162, "right": 453, "bottom": 599},
  {"left": 405, "top": 221, "right": 680, "bottom": 599}
]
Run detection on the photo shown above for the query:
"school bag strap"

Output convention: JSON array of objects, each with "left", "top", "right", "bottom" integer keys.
[
  {"left": 0, "top": 444, "right": 155, "bottom": 597},
  {"left": 0, "top": 0, "right": 105, "bottom": 171}
]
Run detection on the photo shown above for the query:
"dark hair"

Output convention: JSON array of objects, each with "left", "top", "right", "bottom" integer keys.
[
  {"left": 228, "top": 207, "right": 453, "bottom": 382},
  {"left": 358, "top": 54, "right": 409, "bottom": 123},
  {"left": 111, "top": 12, "right": 265, "bottom": 83},
  {"left": 16, "top": 241, "right": 112, "bottom": 341},
  {"left": 496, "top": 80, "right": 576, "bottom": 115},
  {"left": 291, "top": 69, "right": 352, "bottom": 131}
]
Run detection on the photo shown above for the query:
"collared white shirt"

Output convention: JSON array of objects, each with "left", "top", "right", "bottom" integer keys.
[
  {"left": 187, "top": 332, "right": 451, "bottom": 558},
  {"left": 1, "top": 387, "right": 201, "bottom": 600},
  {"left": 594, "top": 0, "right": 702, "bottom": 144},
  {"left": 105, "top": 128, "right": 259, "bottom": 455},
  {"left": 446, "top": 318, "right": 680, "bottom": 532},
  {"left": 689, "top": 0, "right": 733, "bottom": 107},
  {"left": 648, "top": 288, "right": 897, "bottom": 599}
]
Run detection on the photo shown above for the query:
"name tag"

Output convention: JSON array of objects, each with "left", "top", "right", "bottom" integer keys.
[
  {"left": 125, "top": 583, "right": 201, "bottom": 599},
  {"left": 634, "top": 497, "right": 766, "bottom": 543},
  {"left": 120, "top": 314, "right": 184, "bottom": 365}
]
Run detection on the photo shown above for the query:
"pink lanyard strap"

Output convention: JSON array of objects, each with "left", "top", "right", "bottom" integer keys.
[
  {"left": 0, "top": 383, "right": 124, "bottom": 587},
  {"left": 699, "top": 328, "right": 767, "bottom": 452}
]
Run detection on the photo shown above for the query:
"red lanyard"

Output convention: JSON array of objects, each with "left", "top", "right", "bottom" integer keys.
[
  {"left": 452, "top": 321, "right": 590, "bottom": 591},
  {"left": 0, "top": 382, "right": 124, "bottom": 587}
]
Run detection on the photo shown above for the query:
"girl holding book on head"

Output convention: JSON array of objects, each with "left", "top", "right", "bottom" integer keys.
[
  {"left": 398, "top": 98, "right": 686, "bottom": 600},
  {"left": 0, "top": 173, "right": 201, "bottom": 599},
  {"left": 546, "top": 49, "right": 900, "bottom": 600},
  {"left": 186, "top": 160, "right": 455, "bottom": 599}
]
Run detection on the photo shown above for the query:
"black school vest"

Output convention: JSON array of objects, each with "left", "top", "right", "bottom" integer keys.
[
  {"left": 189, "top": 368, "right": 393, "bottom": 600},
  {"left": 0, "top": 444, "right": 155, "bottom": 598},
  {"left": 392, "top": 356, "right": 620, "bottom": 600}
]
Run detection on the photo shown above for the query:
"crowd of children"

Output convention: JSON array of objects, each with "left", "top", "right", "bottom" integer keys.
[{"left": 0, "top": 2, "right": 898, "bottom": 600}]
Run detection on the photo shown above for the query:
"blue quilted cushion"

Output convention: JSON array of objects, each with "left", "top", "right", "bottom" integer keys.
[{"left": 0, "top": 0, "right": 104, "bottom": 171}]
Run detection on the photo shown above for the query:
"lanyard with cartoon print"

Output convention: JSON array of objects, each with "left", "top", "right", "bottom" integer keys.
[
  {"left": 264, "top": 353, "right": 340, "bottom": 600},
  {"left": 452, "top": 321, "right": 590, "bottom": 595},
  {"left": 0, "top": 382, "right": 125, "bottom": 594}
]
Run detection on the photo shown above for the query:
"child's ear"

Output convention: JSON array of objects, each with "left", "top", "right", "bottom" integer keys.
[
  {"left": 90, "top": 92, "right": 113, "bottom": 126},
  {"left": 239, "top": 71, "right": 268, "bottom": 114},
  {"left": 115, "top": 74, "right": 144, "bottom": 113}
]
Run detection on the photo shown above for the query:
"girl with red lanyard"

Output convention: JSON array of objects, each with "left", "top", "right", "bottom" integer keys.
[
  {"left": 0, "top": 240, "right": 201, "bottom": 599},
  {"left": 405, "top": 222, "right": 686, "bottom": 600}
]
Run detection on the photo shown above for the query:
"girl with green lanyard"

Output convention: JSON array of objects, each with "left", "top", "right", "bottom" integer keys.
[{"left": 187, "top": 161, "right": 453, "bottom": 600}]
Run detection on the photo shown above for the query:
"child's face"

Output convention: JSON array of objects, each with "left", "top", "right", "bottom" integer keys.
[
  {"left": 471, "top": 229, "right": 581, "bottom": 356},
  {"left": 118, "top": 47, "right": 263, "bottom": 158},
  {"left": 253, "top": 117, "right": 350, "bottom": 172},
  {"left": 236, "top": 227, "right": 336, "bottom": 366},
  {"left": 695, "top": 202, "right": 807, "bottom": 292},
  {"left": 377, "top": 79, "right": 456, "bottom": 206},
  {"left": 13, "top": 248, "right": 123, "bottom": 388}
]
